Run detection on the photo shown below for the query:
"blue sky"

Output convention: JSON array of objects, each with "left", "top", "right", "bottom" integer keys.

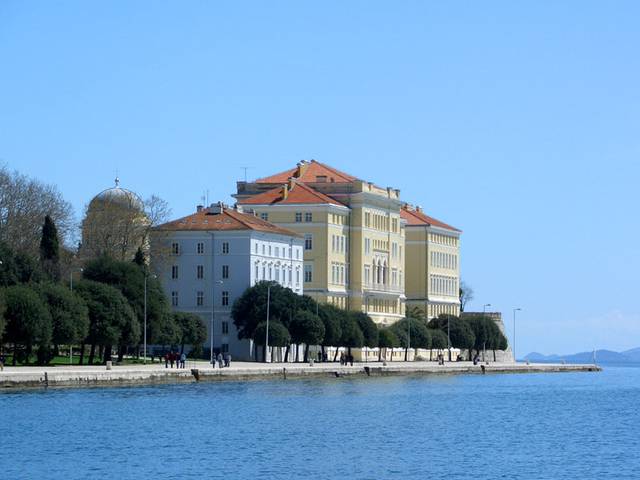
[{"left": 1, "top": 1, "right": 638, "bottom": 355}]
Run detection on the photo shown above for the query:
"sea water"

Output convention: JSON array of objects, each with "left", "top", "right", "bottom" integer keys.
[{"left": 1, "top": 365, "right": 638, "bottom": 479}]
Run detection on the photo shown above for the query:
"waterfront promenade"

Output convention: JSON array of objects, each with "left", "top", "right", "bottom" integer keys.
[{"left": 0, "top": 360, "right": 600, "bottom": 389}]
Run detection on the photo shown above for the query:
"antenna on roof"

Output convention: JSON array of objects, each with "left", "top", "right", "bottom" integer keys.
[
  {"left": 240, "top": 166, "right": 253, "bottom": 182},
  {"left": 115, "top": 168, "right": 120, "bottom": 187},
  {"left": 206, "top": 189, "right": 209, "bottom": 206}
]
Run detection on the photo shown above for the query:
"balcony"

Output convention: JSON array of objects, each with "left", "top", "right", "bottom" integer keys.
[{"left": 363, "top": 282, "right": 403, "bottom": 294}]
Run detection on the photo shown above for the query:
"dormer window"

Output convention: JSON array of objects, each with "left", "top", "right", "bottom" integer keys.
[{"left": 316, "top": 175, "right": 327, "bottom": 182}]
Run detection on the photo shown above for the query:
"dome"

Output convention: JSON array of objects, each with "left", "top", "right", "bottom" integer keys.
[{"left": 90, "top": 177, "right": 144, "bottom": 211}]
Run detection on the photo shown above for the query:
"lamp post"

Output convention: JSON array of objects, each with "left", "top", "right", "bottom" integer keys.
[
  {"left": 407, "top": 315, "right": 411, "bottom": 362},
  {"left": 265, "top": 283, "right": 271, "bottom": 363},
  {"left": 143, "top": 273, "right": 157, "bottom": 364},
  {"left": 210, "top": 279, "right": 224, "bottom": 367},
  {"left": 513, "top": 308, "right": 522, "bottom": 362},
  {"left": 69, "top": 267, "right": 83, "bottom": 291}
]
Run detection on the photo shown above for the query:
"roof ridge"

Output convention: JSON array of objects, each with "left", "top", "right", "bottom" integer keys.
[{"left": 309, "top": 159, "right": 357, "bottom": 181}]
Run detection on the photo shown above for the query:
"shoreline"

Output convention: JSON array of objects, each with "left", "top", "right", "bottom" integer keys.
[{"left": 0, "top": 361, "right": 601, "bottom": 391}]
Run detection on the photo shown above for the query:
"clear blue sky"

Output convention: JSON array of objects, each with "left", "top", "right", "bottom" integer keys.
[{"left": 1, "top": 1, "right": 638, "bottom": 355}]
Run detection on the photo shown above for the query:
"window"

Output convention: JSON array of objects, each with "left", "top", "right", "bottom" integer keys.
[
  {"left": 197, "top": 265, "right": 204, "bottom": 279},
  {"left": 222, "top": 321, "right": 229, "bottom": 334},
  {"left": 222, "top": 291, "right": 229, "bottom": 306},
  {"left": 340, "top": 236, "right": 345, "bottom": 253},
  {"left": 364, "top": 265, "right": 371, "bottom": 284},
  {"left": 262, "top": 244, "right": 265, "bottom": 255},
  {"left": 197, "top": 242, "right": 204, "bottom": 254},
  {"left": 260, "top": 212, "right": 269, "bottom": 221},
  {"left": 254, "top": 243, "right": 259, "bottom": 254},
  {"left": 295, "top": 212, "right": 302, "bottom": 222},
  {"left": 275, "top": 267, "right": 280, "bottom": 282},
  {"left": 171, "top": 242, "right": 180, "bottom": 255},
  {"left": 288, "top": 247, "right": 292, "bottom": 258},
  {"left": 365, "top": 238, "right": 371, "bottom": 255},
  {"left": 222, "top": 265, "right": 229, "bottom": 279},
  {"left": 296, "top": 269, "right": 300, "bottom": 284},
  {"left": 171, "top": 265, "right": 179, "bottom": 279},
  {"left": 365, "top": 212, "right": 371, "bottom": 227},
  {"left": 196, "top": 291, "right": 204, "bottom": 306},
  {"left": 222, "top": 242, "right": 229, "bottom": 254},
  {"left": 275, "top": 246, "right": 279, "bottom": 257},
  {"left": 171, "top": 291, "right": 178, "bottom": 306},
  {"left": 255, "top": 264, "right": 259, "bottom": 281},
  {"left": 268, "top": 245, "right": 272, "bottom": 256},
  {"left": 304, "top": 234, "right": 313, "bottom": 250},
  {"left": 305, "top": 212, "right": 313, "bottom": 222},
  {"left": 304, "top": 264, "right": 313, "bottom": 283}
]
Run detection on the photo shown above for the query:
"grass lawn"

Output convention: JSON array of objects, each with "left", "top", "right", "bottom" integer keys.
[{"left": 2, "top": 354, "right": 162, "bottom": 367}]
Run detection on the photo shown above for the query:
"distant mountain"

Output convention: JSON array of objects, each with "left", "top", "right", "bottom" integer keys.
[{"left": 522, "top": 348, "right": 640, "bottom": 364}]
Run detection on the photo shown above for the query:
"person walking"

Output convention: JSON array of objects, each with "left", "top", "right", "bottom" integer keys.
[
  {"left": 169, "top": 352, "right": 175, "bottom": 369},
  {"left": 164, "top": 352, "right": 169, "bottom": 369},
  {"left": 180, "top": 352, "right": 186, "bottom": 369},
  {"left": 217, "top": 352, "right": 223, "bottom": 369},
  {"left": 0, "top": 352, "right": 5, "bottom": 371},
  {"left": 227, "top": 353, "right": 232, "bottom": 368}
]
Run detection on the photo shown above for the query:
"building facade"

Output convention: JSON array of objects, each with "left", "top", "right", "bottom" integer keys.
[
  {"left": 153, "top": 202, "right": 304, "bottom": 360},
  {"left": 401, "top": 204, "right": 461, "bottom": 318},
  {"left": 235, "top": 160, "right": 406, "bottom": 326}
]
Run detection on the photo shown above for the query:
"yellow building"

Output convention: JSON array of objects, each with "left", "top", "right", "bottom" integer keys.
[
  {"left": 401, "top": 204, "right": 461, "bottom": 318},
  {"left": 235, "top": 160, "right": 406, "bottom": 325}
]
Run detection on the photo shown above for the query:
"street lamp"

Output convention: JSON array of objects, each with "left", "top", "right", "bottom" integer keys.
[
  {"left": 210, "top": 279, "right": 224, "bottom": 367},
  {"left": 143, "top": 272, "right": 157, "bottom": 364},
  {"left": 513, "top": 308, "right": 522, "bottom": 362},
  {"left": 69, "top": 267, "right": 83, "bottom": 291},
  {"left": 265, "top": 283, "right": 271, "bottom": 363}
]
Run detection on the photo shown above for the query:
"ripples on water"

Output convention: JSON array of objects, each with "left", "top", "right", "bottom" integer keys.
[{"left": 1, "top": 366, "right": 639, "bottom": 479}]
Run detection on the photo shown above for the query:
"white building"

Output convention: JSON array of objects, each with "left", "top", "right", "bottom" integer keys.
[{"left": 153, "top": 202, "right": 304, "bottom": 360}]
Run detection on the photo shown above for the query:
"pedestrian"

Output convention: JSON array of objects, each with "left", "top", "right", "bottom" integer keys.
[
  {"left": 0, "top": 352, "right": 5, "bottom": 371},
  {"left": 217, "top": 352, "right": 223, "bottom": 369},
  {"left": 349, "top": 354, "right": 354, "bottom": 366},
  {"left": 223, "top": 352, "right": 229, "bottom": 368},
  {"left": 180, "top": 352, "right": 186, "bottom": 368},
  {"left": 164, "top": 353, "right": 169, "bottom": 368},
  {"left": 339, "top": 352, "right": 345, "bottom": 365},
  {"left": 169, "top": 352, "right": 175, "bottom": 369},
  {"left": 227, "top": 353, "right": 232, "bottom": 367}
]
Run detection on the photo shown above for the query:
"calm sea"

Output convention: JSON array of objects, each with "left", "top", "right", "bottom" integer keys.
[{"left": 1, "top": 365, "right": 638, "bottom": 479}]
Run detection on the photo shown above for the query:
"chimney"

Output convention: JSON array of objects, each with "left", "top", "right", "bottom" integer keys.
[
  {"left": 196, "top": 205, "right": 204, "bottom": 212},
  {"left": 283, "top": 183, "right": 289, "bottom": 200},
  {"left": 208, "top": 201, "right": 225, "bottom": 214},
  {"left": 295, "top": 160, "right": 309, "bottom": 179},
  {"left": 415, "top": 205, "right": 422, "bottom": 213}
]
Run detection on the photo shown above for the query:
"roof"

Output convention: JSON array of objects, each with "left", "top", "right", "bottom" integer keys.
[
  {"left": 155, "top": 207, "right": 301, "bottom": 237},
  {"left": 400, "top": 205, "right": 461, "bottom": 232},
  {"left": 238, "top": 181, "right": 344, "bottom": 206},
  {"left": 255, "top": 159, "right": 358, "bottom": 184},
  {"left": 90, "top": 177, "right": 144, "bottom": 211}
]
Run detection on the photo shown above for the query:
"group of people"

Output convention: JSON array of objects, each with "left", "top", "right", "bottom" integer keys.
[
  {"left": 339, "top": 352, "right": 354, "bottom": 366},
  {"left": 213, "top": 352, "right": 232, "bottom": 368},
  {"left": 164, "top": 351, "right": 187, "bottom": 369}
]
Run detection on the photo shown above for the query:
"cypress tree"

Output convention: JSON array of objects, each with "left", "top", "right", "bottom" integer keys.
[
  {"left": 39, "top": 215, "right": 60, "bottom": 281},
  {"left": 133, "top": 247, "right": 146, "bottom": 266}
]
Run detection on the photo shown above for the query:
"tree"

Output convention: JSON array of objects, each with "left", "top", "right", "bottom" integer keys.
[
  {"left": 82, "top": 256, "right": 174, "bottom": 348},
  {"left": 0, "top": 163, "right": 74, "bottom": 256},
  {"left": 3, "top": 285, "right": 52, "bottom": 365},
  {"left": 339, "top": 314, "right": 364, "bottom": 356},
  {"left": 465, "top": 314, "right": 508, "bottom": 354},
  {"left": 429, "top": 329, "right": 449, "bottom": 349},
  {"left": 289, "top": 310, "right": 325, "bottom": 362},
  {"left": 232, "top": 281, "right": 300, "bottom": 341},
  {"left": 428, "top": 314, "right": 476, "bottom": 358},
  {"left": 74, "top": 280, "right": 139, "bottom": 364},
  {"left": 173, "top": 312, "right": 207, "bottom": 355},
  {"left": 0, "top": 289, "right": 6, "bottom": 342},
  {"left": 133, "top": 247, "right": 146, "bottom": 266},
  {"left": 378, "top": 328, "right": 400, "bottom": 361},
  {"left": 351, "top": 311, "right": 379, "bottom": 348},
  {"left": 0, "top": 241, "right": 44, "bottom": 287},
  {"left": 317, "top": 304, "right": 343, "bottom": 356},
  {"left": 459, "top": 281, "right": 474, "bottom": 313},
  {"left": 252, "top": 321, "right": 291, "bottom": 362},
  {"left": 390, "top": 317, "right": 432, "bottom": 360},
  {"left": 35, "top": 283, "right": 89, "bottom": 349},
  {"left": 39, "top": 215, "right": 61, "bottom": 281}
]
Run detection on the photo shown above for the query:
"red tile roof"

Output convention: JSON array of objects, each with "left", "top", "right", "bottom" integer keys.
[
  {"left": 238, "top": 181, "right": 344, "bottom": 206},
  {"left": 255, "top": 159, "right": 358, "bottom": 184},
  {"left": 155, "top": 206, "right": 301, "bottom": 237},
  {"left": 400, "top": 205, "right": 461, "bottom": 232}
]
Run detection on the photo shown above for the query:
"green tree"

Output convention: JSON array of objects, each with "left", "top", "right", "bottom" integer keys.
[
  {"left": 133, "top": 247, "right": 146, "bottom": 266},
  {"left": 82, "top": 256, "right": 174, "bottom": 351},
  {"left": 39, "top": 215, "right": 61, "bottom": 281},
  {"left": 35, "top": 283, "right": 89, "bottom": 351},
  {"left": 351, "top": 311, "right": 379, "bottom": 348},
  {"left": 429, "top": 314, "right": 475, "bottom": 358},
  {"left": 464, "top": 314, "right": 509, "bottom": 354},
  {"left": 232, "top": 281, "right": 300, "bottom": 341},
  {"left": 317, "top": 304, "right": 343, "bottom": 357},
  {"left": 3, "top": 285, "right": 52, "bottom": 365},
  {"left": 74, "top": 280, "right": 139, "bottom": 364},
  {"left": 429, "top": 328, "right": 449, "bottom": 349},
  {"left": 0, "top": 241, "right": 44, "bottom": 286},
  {"left": 391, "top": 317, "right": 432, "bottom": 360},
  {"left": 378, "top": 328, "right": 400, "bottom": 361},
  {"left": 340, "top": 314, "right": 364, "bottom": 357},
  {"left": 252, "top": 321, "right": 291, "bottom": 362},
  {"left": 289, "top": 310, "right": 325, "bottom": 362},
  {"left": 173, "top": 312, "right": 207, "bottom": 355}
]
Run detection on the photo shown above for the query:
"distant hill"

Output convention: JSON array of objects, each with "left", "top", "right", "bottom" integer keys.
[{"left": 522, "top": 348, "right": 640, "bottom": 364}]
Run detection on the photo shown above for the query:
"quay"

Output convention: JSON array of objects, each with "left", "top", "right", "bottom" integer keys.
[{"left": 0, "top": 361, "right": 601, "bottom": 390}]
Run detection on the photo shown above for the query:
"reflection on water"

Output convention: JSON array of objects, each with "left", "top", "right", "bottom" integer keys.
[{"left": 1, "top": 366, "right": 639, "bottom": 479}]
